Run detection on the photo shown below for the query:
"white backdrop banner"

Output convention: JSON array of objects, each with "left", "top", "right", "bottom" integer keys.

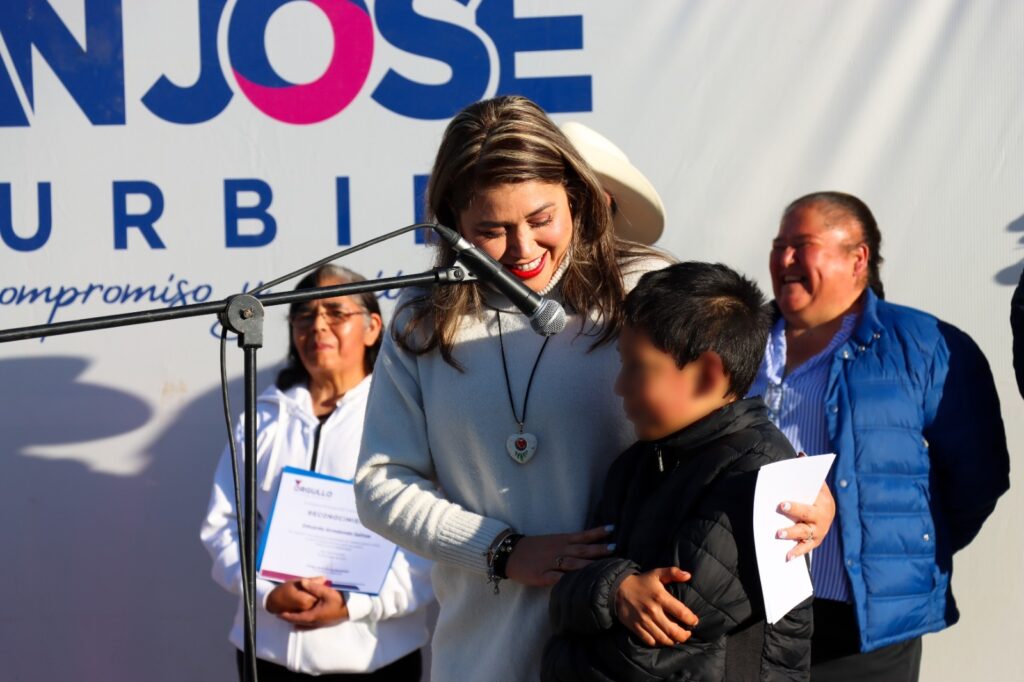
[{"left": 1, "top": 1, "right": 1021, "bottom": 679}]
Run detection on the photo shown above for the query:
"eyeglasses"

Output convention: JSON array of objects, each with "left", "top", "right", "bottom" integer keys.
[{"left": 289, "top": 307, "right": 368, "bottom": 330}]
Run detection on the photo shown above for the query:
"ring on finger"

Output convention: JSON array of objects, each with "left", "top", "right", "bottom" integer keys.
[
  {"left": 803, "top": 524, "right": 816, "bottom": 544},
  {"left": 554, "top": 555, "right": 564, "bottom": 570}
]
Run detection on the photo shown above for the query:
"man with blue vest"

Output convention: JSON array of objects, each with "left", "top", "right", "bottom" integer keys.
[{"left": 749, "top": 191, "right": 1009, "bottom": 681}]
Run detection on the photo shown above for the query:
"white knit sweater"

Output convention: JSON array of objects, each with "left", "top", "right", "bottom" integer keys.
[{"left": 355, "top": 256, "right": 669, "bottom": 681}]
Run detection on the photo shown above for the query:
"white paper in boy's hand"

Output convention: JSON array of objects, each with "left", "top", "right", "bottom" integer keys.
[{"left": 753, "top": 454, "right": 836, "bottom": 624}]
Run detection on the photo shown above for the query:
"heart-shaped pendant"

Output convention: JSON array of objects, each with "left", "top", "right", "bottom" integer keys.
[{"left": 506, "top": 432, "right": 538, "bottom": 464}]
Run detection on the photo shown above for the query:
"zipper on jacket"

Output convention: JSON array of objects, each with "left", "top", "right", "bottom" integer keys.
[
  {"left": 655, "top": 445, "right": 664, "bottom": 473},
  {"left": 309, "top": 421, "right": 324, "bottom": 472}
]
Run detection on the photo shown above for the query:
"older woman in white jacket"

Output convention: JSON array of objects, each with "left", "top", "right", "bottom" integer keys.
[{"left": 201, "top": 265, "right": 433, "bottom": 680}]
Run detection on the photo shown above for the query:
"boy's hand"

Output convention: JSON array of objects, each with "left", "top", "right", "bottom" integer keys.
[
  {"left": 776, "top": 480, "right": 835, "bottom": 561},
  {"left": 615, "top": 567, "right": 698, "bottom": 646},
  {"left": 506, "top": 525, "right": 615, "bottom": 587}
]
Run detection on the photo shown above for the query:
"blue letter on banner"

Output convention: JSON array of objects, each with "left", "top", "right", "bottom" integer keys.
[
  {"left": 0, "top": 182, "right": 52, "bottom": 251},
  {"left": 225, "top": 178, "right": 276, "bottom": 248},
  {"left": 113, "top": 181, "right": 166, "bottom": 250}
]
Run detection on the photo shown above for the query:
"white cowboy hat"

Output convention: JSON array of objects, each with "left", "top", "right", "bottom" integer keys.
[{"left": 561, "top": 121, "right": 666, "bottom": 245}]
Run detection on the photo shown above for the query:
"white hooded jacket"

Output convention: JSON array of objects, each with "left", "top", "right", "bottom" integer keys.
[{"left": 201, "top": 376, "right": 433, "bottom": 674}]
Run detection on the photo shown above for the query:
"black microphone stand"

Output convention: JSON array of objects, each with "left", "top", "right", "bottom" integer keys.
[{"left": 0, "top": 225, "right": 469, "bottom": 682}]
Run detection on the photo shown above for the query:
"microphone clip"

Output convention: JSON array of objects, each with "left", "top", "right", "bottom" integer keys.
[{"left": 433, "top": 262, "right": 479, "bottom": 284}]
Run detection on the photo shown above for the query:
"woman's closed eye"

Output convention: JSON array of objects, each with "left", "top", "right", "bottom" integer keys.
[{"left": 773, "top": 239, "right": 815, "bottom": 252}]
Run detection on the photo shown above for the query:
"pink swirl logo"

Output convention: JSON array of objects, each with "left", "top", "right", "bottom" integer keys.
[{"left": 232, "top": 0, "right": 373, "bottom": 125}]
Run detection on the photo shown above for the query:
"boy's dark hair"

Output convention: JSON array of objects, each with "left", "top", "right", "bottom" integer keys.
[{"left": 624, "top": 262, "right": 771, "bottom": 397}]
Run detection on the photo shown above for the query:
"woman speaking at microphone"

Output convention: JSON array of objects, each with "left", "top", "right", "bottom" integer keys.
[
  {"left": 355, "top": 96, "right": 833, "bottom": 680},
  {"left": 201, "top": 265, "right": 433, "bottom": 681}
]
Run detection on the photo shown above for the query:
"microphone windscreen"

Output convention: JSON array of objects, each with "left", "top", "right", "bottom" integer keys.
[{"left": 531, "top": 299, "right": 567, "bottom": 336}]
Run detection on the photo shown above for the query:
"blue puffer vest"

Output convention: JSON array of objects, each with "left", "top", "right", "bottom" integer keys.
[{"left": 779, "top": 290, "right": 1008, "bottom": 652}]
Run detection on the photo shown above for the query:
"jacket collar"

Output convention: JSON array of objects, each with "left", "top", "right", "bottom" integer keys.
[
  {"left": 850, "top": 288, "right": 884, "bottom": 346},
  {"left": 651, "top": 397, "right": 770, "bottom": 458},
  {"left": 261, "top": 375, "right": 373, "bottom": 428},
  {"left": 767, "top": 288, "right": 885, "bottom": 351}
]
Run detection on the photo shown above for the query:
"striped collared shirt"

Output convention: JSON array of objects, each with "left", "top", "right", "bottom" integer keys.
[{"left": 748, "top": 314, "right": 857, "bottom": 603}]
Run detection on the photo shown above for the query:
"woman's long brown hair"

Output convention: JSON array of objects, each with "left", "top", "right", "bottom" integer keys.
[{"left": 395, "top": 95, "right": 657, "bottom": 369}]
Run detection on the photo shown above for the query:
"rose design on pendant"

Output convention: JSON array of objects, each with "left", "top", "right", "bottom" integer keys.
[{"left": 506, "top": 432, "right": 538, "bottom": 464}]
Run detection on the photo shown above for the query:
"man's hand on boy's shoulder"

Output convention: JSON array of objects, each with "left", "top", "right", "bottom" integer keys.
[{"left": 614, "top": 567, "right": 699, "bottom": 646}]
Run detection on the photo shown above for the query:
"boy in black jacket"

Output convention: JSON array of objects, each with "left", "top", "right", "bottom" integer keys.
[{"left": 542, "top": 262, "right": 812, "bottom": 681}]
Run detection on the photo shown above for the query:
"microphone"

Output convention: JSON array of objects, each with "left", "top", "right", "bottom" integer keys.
[{"left": 431, "top": 223, "right": 567, "bottom": 336}]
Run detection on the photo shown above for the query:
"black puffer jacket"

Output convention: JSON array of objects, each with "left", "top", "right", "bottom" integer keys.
[{"left": 542, "top": 398, "right": 812, "bottom": 681}]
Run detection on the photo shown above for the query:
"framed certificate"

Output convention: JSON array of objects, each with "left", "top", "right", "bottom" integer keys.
[{"left": 256, "top": 466, "right": 398, "bottom": 595}]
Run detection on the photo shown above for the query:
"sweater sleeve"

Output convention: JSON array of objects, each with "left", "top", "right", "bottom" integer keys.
[
  {"left": 923, "top": 322, "right": 1010, "bottom": 552},
  {"left": 1011, "top": 267, "right": 1024, "bottom": 400},
  {"left": 344, "top": 548, "right": 434, "bottom": 623},
  {"left": 354, "top": 318, "right": 510, "bottom": 574},
  {"left": 199, "top": 431, "right": 278, "bottom": 611}
]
